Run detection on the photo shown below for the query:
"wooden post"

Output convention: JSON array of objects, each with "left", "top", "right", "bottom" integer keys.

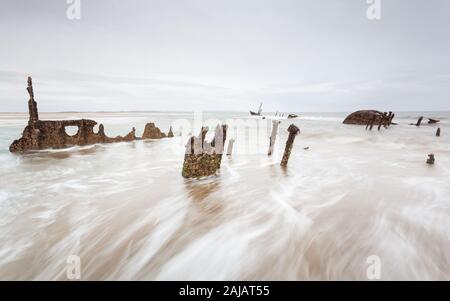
[
  {"left": 436, "top": 128, "right": 441, "bottom": 137},
  {"left": 227, "top": 138, "right": 235, "bottom": 156},
  {"left": 426, "top": 153, "right": 435, "bottom": 165},
  {"left": 198, "top": 126, "right": 208, "bottom": 144},
  {"left": 280, "top": 124, "right": 300, "bottom": 167},
  {"left": 268, "top": 120, "right": 280, "bottom": 156}
]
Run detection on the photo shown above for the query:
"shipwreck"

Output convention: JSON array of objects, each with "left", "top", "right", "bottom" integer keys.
[
  {"left": 343, "top": 110, "right": 395, "bottom": 127},
  {"left": 9, "top": 77, "right": 170, "bottom": 152},
  {"left": 182, "top": 124, "right": 228, "bottom": 178}
]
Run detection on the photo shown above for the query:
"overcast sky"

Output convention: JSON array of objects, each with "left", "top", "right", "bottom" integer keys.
[{"left": 0, "top": 0, "right": 449, "bottom": 112}]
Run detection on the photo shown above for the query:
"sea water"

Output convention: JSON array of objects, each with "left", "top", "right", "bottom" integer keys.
[{"left": 0, "top": 111, "right": 449, "bottom": 280}]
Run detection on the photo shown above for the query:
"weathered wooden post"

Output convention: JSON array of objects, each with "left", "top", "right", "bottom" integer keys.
[
  {"left": 268, "top": 120, "right": 280, "bottom": 156},
  {"left": 199, "top": 126, "right": 208, "bottom": 144},
  {"left": 426, "top": 153, "right": 435, "bottom": 165},
  {"left": 227, "top": 138, "right": 235, "bottom": 156},
  {"left": 436, "top": 128, "right": 441, "bottom": 137},
  {"left": 280, "top": 124, "right": 300, "bottom": 167},
  {"left": 416, "top": 116, "right": 423, "bottom": 126},
  {"left": 211, "top": 124, "right": 228, "bottom": 169}
]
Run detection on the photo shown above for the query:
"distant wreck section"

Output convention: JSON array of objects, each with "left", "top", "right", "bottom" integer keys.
[
  {"left": 10, "top": 77, "right": 170, "bottom": 153},
  {"left": 343, "top": 110, "right": 395, "bottom": 127}
]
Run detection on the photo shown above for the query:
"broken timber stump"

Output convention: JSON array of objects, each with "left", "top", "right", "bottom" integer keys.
[
  {"left": 182, "top": 124, "right": 228, "bottom": 178},
  {"left": 436, "top": 128, "right": 441, "bottom": 137},
  {"left": 280, "top": 124, "right": 300, "bottom": 167},
  {"left": 426, "top": 153, "right": 435, "bottom": 165},
  {"left": 268, "top": 120, "right": 280, "bottom": 156}
]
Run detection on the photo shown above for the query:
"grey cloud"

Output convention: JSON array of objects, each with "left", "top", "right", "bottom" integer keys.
[{"left": 0, "top": 0, "right": 449, "bottom": 112}]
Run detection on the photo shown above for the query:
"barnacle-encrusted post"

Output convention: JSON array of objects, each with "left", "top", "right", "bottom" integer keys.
[{"left": 280, "top": 124, "right": 300, "bottom": 167}]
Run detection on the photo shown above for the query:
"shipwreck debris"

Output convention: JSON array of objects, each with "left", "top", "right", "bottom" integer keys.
[
  {"left": 9, "top": 77, "right": 169, "bottom": 152},
  {"left": 344, "top": 110, "right": 393, "bottom": 127},
  {"left": 410, "top": 116, "right": 440, "bottom": 126},
  {"left": 280, "top": 124, "right": 300, "bottom": 167},
  {"left": 426, "top": 153, "right": 435, "bottom": 165},
  {"left": 416, "top": 116, "right": 424, "bottom": 127},
  {"left": 428, "top": 118, "right": 440, "bottom": 124},
  {"left": 378, "top": 112, "right": 388, "bottom": 131},
  {"left": 287, "top": 114, "right": 299, "bottom": 119},
  {"left": 389, "top": 113, "right": 395, "bottom": 125},
  {"left": 142, "top": 123, "right": 166, "bottom": 139},
  {"left": 199, "top": 126, "right": 209, "bottom": 145},
  {"left": 182, "top": 124, "right": 228, "bottom": 178},
  {"left": 250, "top": 103, "right": 263, "bottom": 116},
  {"left": 268, "top": 120, "right": 281, "bottom": 156},
  {"left": 168, "top": 126, "right": 174, "bottom": 138},
  {"left": 123, "top": 127, "right": 137, "bottom": 141}
]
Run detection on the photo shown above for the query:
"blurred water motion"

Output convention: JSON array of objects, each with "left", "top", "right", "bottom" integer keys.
[{"left": 0, "top": 111, "right": 449, "bottom": 280}]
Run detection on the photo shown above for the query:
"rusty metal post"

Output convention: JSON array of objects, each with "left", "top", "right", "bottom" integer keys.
[
  {"left": 280, "top": 124, "right": 300, "bottom": 167},
  {"left": 27, "top": 76, "right": 39, "bottom": 125}
]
